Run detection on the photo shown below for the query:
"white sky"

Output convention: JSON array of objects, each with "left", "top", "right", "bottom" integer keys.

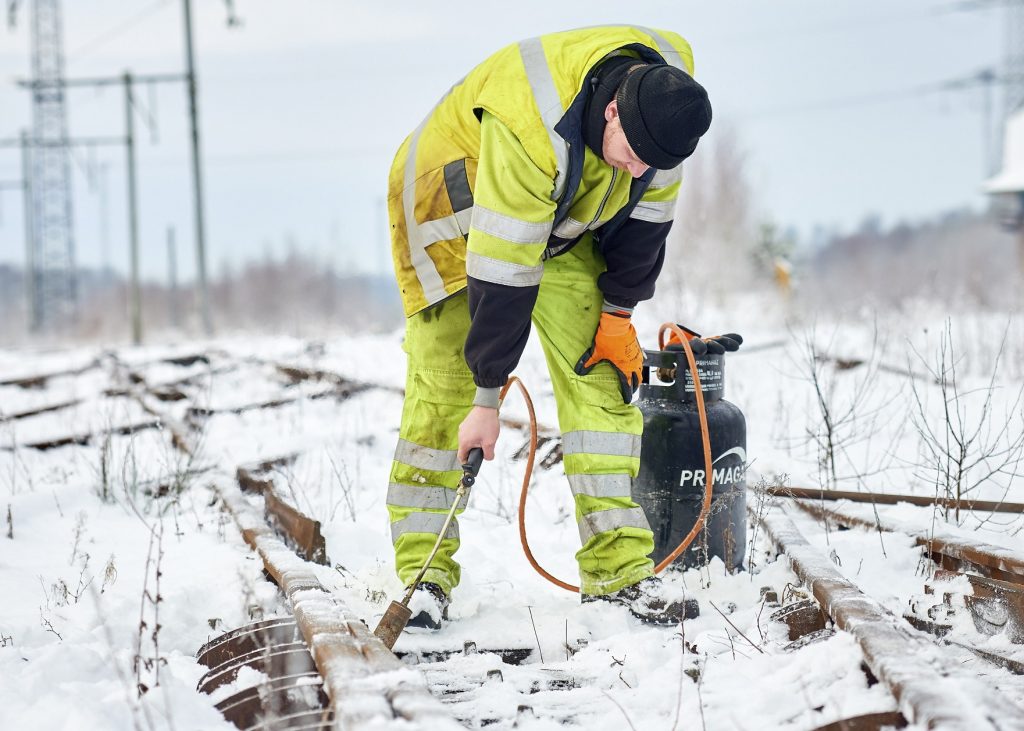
[{"left": 0, "top": 0, "right": 1007, "bottom": 280}]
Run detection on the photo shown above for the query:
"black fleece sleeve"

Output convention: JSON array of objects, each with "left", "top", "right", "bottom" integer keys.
[
  {"left": 596, "top": 217, "right": 673, "bottom": 308},
  {"left": 464, "top": 276, "right": 540, "bottom": 388}
]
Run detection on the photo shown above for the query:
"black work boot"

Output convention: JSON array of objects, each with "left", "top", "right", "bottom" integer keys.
[
  {"left": 406, "top": 582, "right": 450, "bottom": 630},
  {"left": 582, "top": 576, "right": 698, "bottom": 625}
]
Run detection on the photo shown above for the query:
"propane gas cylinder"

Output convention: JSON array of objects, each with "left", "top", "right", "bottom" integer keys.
[{"left": 633, "top": 348, "right": 747, "bottom": 570}]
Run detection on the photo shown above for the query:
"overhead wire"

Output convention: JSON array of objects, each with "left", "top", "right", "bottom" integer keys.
[
  {"left": 736, "top": 69, "right": 1007, "bottom": 120},
  {"left": 67, "top": 0, "right": 175, "bottom": 63},
  {"left": 708, "top": 7, "right": 935, "bottom": 46}
]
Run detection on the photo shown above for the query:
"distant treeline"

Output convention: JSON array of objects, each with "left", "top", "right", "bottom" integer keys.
[
  {"left": 799, "top": 210, "right": 1021, "bottom": 312},
  {"left": 651, "top": 122, "right": 1021, "bottom": 317},
  {"left": 1, "top": 200, "right": 1018, "bottom": 346},
  {"left": 0, "top": 252, "right": 403, "bottom": 344}
]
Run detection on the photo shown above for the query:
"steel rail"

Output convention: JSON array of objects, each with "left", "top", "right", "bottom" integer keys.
[
  {"left": 0, "top": 359, "right": 101, "bottom": 388},
  {"left": 767, "top": 485, "right": 1024, "bottom": 515},
  {"left": 0, "top": 419, "right": 163, "bottom": 451},
  {"left": 113, "top": 354, "right": 456, "bottom": 724},
  {"left": 758, "top": 505, "right": 1024, "bottom": 730},
  {"left": 215, "top": 480, "right": 460, "bottom": 730},
  {"left": 788, "top": 498, "right": 1024, "bottom": 584}
]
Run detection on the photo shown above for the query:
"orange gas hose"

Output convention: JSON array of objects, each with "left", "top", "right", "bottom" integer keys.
[{"left": 509, "top": 323, "right": 715, "bottom": 593}]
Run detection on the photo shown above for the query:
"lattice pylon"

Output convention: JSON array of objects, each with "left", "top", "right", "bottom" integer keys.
[{"left": 29, "top": 0, "right": 77, "bottom": 330}]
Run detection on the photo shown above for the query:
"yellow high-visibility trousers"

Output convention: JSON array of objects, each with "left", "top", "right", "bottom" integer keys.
[{"left": 386, "top": 236, "right": 655, "bottom": 596}]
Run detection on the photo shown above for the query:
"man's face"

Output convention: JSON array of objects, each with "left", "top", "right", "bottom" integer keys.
[{"left": 602, "top": 100, "right": 650, "bottom": 179}]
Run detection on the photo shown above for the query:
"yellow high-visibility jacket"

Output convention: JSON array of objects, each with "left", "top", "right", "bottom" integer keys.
[{"left": 388, "top": 26, "right": 695, "bottom": 389}]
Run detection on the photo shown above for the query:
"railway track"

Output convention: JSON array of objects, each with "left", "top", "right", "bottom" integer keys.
[
  {"left": 4, "top": 344, "right": 1024, "bottom": 730},
  {"left": 775, "top": 495, "right": 1024, "bottom": 672},
  {"left": 90, "top": 349, "right": 598, "bottom": 728},
  {"left": 755, "top": 502, "right": 1024, "bottom": 730}
]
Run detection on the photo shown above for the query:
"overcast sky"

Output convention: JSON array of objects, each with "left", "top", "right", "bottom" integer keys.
[{"left": 0, "top": 0, "right": 1008, "bottom": 281}]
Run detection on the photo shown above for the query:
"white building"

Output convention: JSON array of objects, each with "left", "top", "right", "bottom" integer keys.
[{"left": 985, "top": 108, "right": 1024, "bottom": 229}]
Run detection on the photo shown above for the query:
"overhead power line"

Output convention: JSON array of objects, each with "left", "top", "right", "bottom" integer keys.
[
  {"left": 739, "top": 69, "right": 1016, "bottom": 119},
  {"left": 67, "top": 0, "right": 174, "bottom": 62}
]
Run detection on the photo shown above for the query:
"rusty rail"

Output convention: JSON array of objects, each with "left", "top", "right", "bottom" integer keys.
[
  {"left": 0, "top": 359, "right": 100, "bottom": 388},
  {"left": 767, "top": 485, "right": 1024, "bottom": 515},
  {"left": 788, "top": 499, "right": 1024, "bottom": 585},
  {"left": 0, "top": 398, "right": 82, "bottom": 423},
  {"left": 215, "top": 480, "right": 460, "bottom": 730},
  {"left": 0, "top": 419, "right": 162, "bottom": 451},
  {"left": 759, "top": 505, "right": 1024, "bottom": 730},
  {"left": 236, "top": 462, "right": 327, "bottom": 565}
]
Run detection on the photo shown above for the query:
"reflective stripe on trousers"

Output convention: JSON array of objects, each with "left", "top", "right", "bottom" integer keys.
[
  {"left": 390, "top": 511, "right": 460, "bottom": 543},
  {"left": 387, "top": 482, "right": 471, "bottom": 512},
  {"left": 562, "top": 433, "right": 651, "bottom": 546},
  {"left": 562, "top": 430, "right": 641, "bottom": 459},
  {"left": 393, "top": 438, "right": 460, "bottom": 473},
  {"left": 578, "top": 506, "right": 651, "bottom": 545},
  {"left": 567, "top": 472, "right": 632, "bottom": 499}
]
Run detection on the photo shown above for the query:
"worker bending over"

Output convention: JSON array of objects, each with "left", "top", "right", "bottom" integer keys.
[{"left": 385, "top": 25, "right": 712, "bottom": 628}]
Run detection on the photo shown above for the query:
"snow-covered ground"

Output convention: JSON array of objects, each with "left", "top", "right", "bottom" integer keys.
[{"left": 1, "top": 304, "right": 1023, "bottom": 730}]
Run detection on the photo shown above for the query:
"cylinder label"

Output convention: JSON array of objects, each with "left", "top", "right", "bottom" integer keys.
[
  {"left": 682, "top": 359, "right": 724, "bottom": 393},
  {"left": 678, "top": 446, "right": 747, "bottom": 487}
]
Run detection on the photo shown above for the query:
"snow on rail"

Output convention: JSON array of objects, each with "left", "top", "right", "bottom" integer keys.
[
  {"left": 790, "top": 498, "right": 1024, "bottom": 584},
  {"left": 760, "top": 505, "right": 1024, "bottom": 731},
  {"left": 216, "top": 480, "right": 461, "bottom": 730}
]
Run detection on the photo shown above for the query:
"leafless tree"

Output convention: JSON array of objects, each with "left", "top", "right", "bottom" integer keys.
[{"left": 908, "top": 319, "right": 1024, "bottom": 526}]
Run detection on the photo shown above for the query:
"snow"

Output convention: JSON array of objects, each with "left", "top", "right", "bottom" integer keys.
[{"left": 2, "top": 306, "right": 1023, "bottom": 729}]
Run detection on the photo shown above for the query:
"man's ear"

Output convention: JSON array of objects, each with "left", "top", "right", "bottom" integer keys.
[{"left": 604, "top": 99, "right": 618, "bottom": 123}]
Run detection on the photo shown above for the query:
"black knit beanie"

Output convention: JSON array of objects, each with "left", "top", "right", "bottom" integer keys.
[{"left": 616, "top": 64, "right": 712, "bottom": 170}]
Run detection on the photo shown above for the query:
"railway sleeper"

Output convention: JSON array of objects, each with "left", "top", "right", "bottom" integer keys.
[
  {"left": 810, "top": 710, "right": 908, "bottom": 731},
  {"left": 0, "top": 419, "right": 162, "bottom": 451},
  {"left": 196, "top": 617, "right": 331, "bottom": 730},
  {"left": 770, "top": 598, "right": 830, "bottom": 642},
  {"left": 906, "top": 569, "right": 1024, "bottom": 643}
]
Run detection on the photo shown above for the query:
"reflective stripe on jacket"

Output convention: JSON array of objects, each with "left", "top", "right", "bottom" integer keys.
[{"left": 388, "top": 25, "right": 694, "bottom": 318}]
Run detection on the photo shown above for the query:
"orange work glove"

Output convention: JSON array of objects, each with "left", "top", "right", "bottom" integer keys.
[{"left": 574, "top": 311, "right": 644, "bottom": 404}]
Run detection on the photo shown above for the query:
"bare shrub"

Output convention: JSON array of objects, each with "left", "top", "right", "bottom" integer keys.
[
  {"left": 746, "top": 473, "right": 788, "bottom": 577},
  {"left": 788, "top": 322, "right": 903, "bottom": 491},
  {"left": 134, "top": 520, "right": 166, "bottom": 698},
  {"left": 908, "top": 319, "right": 1024, "bottom": 526},
  {"left": 326, "top": 451, "right": 358, "bottom": 522}
]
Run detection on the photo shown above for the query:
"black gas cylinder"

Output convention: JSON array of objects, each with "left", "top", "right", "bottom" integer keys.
[{"left": 633, "top": 348, "right": 747, "bottom": 570}]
